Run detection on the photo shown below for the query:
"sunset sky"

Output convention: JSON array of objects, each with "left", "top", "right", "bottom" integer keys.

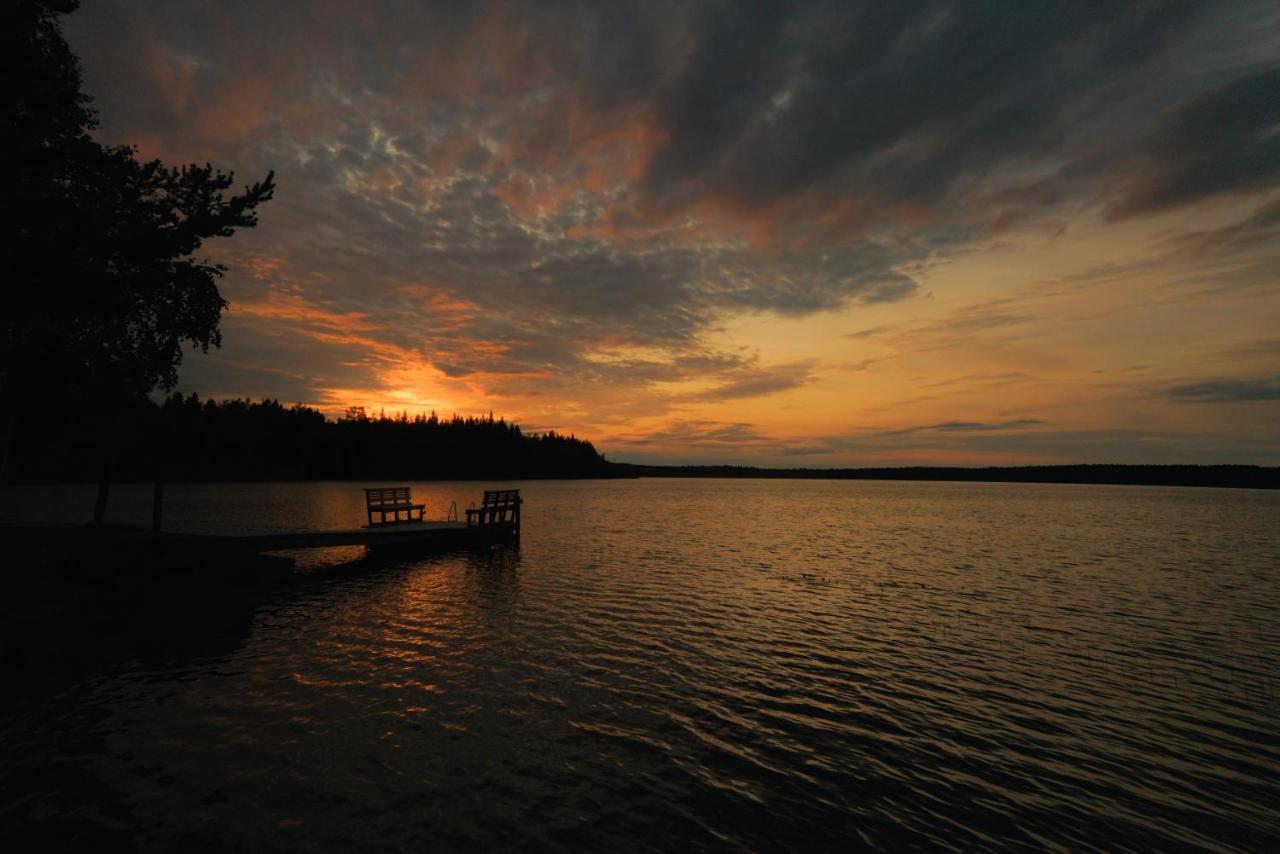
[{"left": 65, "top": 1, "right": 1280, "bottom": 466}]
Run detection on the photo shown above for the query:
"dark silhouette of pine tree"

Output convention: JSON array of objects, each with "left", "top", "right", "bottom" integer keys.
[{"left": 4, "top": 1, "right": 275, "bottom": 516}]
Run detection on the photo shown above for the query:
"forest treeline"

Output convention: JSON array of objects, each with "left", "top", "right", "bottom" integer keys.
[
  {"left": 5, "top": 395, "right": 612, "bottom": 481},
  {"left": 4, "top": 395, "right": 1275, "bottom": 487}
]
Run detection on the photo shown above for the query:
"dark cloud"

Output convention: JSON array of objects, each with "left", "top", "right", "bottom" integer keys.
[
  {"left": 877, "top": 418, "right": 1045, "bottom": 437},
  {"left": 613, "top": 420, "right": 776, "bottom": 450},
  {"left": 695, "top": 360, "right": 816, "bottom": 402},
  {"left": 1045, "top": 194, "right": 1280, "bottom": 311},
  {"left": 1211, "top": 336, "right": 1280, "bottom": 364},
  {"left": 1111, "top": 68, "right": 1280, "bottom": 218},
  {"left": 1159, "top": 197, "right": 1280, "bottom": 257},
  {"left": 1168, "top": 375, "right": 1280, "bottom": 403},
  {"left": 843, "top": 302, "right": 1042, "bottom": 357},
  {"left": 58, "top": 1, "right": 1280, "bottom": 414},
  {"left": 68, "top": 1, "right": 1276, "bottom": 243},
  {"left": 639, "top": 1, "right": 1209, "bottom": 229}
]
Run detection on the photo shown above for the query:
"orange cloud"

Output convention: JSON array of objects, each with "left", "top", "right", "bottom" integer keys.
[{"left": 232, "top": 288, "right": 380, "bottom": 335}]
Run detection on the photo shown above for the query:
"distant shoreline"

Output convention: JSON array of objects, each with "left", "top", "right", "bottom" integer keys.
[
  {"left": 3, "top": 464, "right": 1276, "bottom": 490},
  {"left": 609, "top": 463, "right": 1279, "bottom": 490},
  {"left": 10, "top": 398, "right": 1276, "bottom": 489}
]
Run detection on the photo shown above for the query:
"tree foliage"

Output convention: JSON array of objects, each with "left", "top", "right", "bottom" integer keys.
[
  {"left": 6, "top": 0, "right": 275, "bottom": 407},
  {"left": 6, "top": 396, "right": 613, "bottom": 481}
]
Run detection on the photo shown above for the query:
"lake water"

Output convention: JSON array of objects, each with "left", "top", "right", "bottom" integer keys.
[{"left": 2, "top": 479, "right": 1278, "bottom": 850}]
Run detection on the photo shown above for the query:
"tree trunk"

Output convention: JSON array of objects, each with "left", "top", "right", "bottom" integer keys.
[
  {"left": 0, "top": 411, "right": 13, "bottom": 481},
  {"left": 151, "top": 405, "right": 175, "bottom": 532},
  {"left": 0, "top": 370, "right": 12, "bottom": 480},
  {"left": 93, "top": 454, "right": 112, "bottom": 524},
  {"left": 93, "top": 410, "right": 120, "bottom": 525},
  {"left": 151, "top": 480, "right": 164, "bottom": 532}
]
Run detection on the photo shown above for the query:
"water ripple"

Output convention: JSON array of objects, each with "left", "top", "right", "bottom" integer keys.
[{"left": 2, "top": 479, "right": 1278, "bottom": 849}]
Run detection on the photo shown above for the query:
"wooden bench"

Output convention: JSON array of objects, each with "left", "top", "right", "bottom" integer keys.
[
  {"left": 466, "top": 489, "right": 522, "bottom": 530},
  {"left": 364, "top": 486, "right": 425, "bottom": 526}
]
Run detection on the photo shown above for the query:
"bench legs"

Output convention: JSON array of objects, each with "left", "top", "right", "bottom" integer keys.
[{"left": 366, "top": 506, "right": 427, "bottom": 527}]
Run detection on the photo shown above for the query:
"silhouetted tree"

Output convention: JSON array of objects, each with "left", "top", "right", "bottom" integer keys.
[
  {"left": 4, "top": 1, "right": 274, "bottom": 517},
  {"left": 4, "top": 396, "right": 614, "bottom": 482}
]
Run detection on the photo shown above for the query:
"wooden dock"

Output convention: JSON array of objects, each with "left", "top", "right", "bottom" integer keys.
[
  {"left": 162, "top": 519, "right": 508, "bottom": 555},
  {"left": 1, "top": 488, "right": 522, "bottom": 570},
  {"left": 175, "top": 488, "right": 523, "bottom": 556}
]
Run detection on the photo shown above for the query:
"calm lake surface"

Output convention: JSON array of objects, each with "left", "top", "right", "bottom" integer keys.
[{"left": 2, "top": 479, "right": 1278, "bottom": 850}]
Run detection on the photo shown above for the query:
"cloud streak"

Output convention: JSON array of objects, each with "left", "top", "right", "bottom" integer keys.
[
  {"left": 1168, "top": 375, "right": 1280, "bottom": 403},
  {"left": 877, "top": 419, "right": 1047, "bottom": 437}
]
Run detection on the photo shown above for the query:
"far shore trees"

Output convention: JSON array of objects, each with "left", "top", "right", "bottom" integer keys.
[{"left": 5, "top": 1, "right": 274, "bottom": 519}]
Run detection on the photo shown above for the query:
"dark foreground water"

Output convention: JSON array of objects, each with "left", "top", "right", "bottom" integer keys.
[{"left": 2, "top": 479, "right": 1278, "bottom": 850}]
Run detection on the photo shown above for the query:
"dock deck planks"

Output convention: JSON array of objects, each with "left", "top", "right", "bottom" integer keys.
[
  {"left": 2, "top": 489, "right": 522, "bottom": 561},
  {"left": 161, "top": 520, "right": 494, "bottom": 553}
]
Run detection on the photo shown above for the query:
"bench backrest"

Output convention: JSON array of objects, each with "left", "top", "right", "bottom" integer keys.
[
  {"left": 481, "top": 489, "right": 521, "bottom": 506},
  {"left": 365, "top": 486, "right": 413, "bottom": 506}
]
